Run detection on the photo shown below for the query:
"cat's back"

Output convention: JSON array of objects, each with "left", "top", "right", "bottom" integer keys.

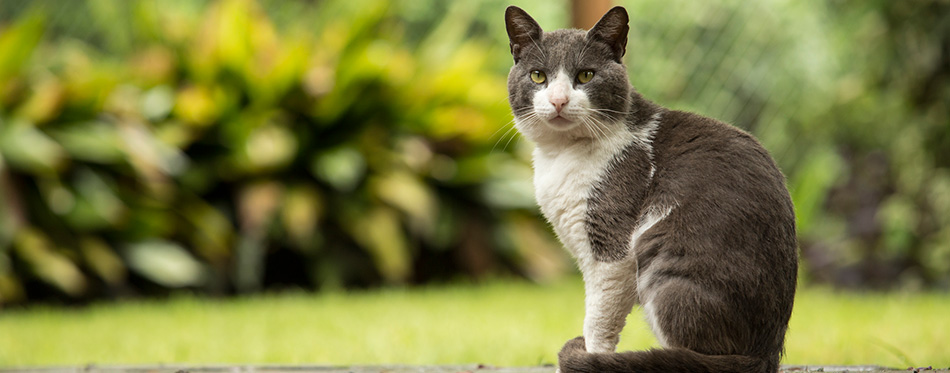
[
  {"left": 633, "top": 109, "right": 798, "bottom": 365},
  {"left": 642, "top": 109, "right": 798, "bottom": 295},
  {"left": 649, "top": 110, "right": 793, "bottom": 215},
  {"left": 641, "top": 109, "right": 798, "bottom": 286}
]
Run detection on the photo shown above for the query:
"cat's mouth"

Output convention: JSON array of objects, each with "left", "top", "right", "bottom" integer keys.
[{"left": 546, "top": 115, "right": 575, "bottom": 128}]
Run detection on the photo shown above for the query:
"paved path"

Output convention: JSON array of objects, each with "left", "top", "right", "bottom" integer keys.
[{"left": 2, "top": 365, "right": 946, "bottom": 373}]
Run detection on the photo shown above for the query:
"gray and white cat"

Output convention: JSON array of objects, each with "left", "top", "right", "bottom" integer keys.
[{"left": 505, "top": 6, "right": 798, "bottom": 373}]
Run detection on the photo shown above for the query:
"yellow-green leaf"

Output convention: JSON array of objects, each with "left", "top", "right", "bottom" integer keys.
[
  {"left": 13, "top": 228, "right": 87, "bottom": 296},
  {"left": 350, "top": 207, "right": 411, "bottom": 283},
  {"left": 281, "top": 184, "right": 323, "bottom": 249},
  {"left": 79, "top": 237, "right": 126, "bottom": 286},
  {"left": 0, "top": 119, "right": 68, "bottom": 175},
  {"left": 0, "top": 11, "right": 44, "bottom": 90},
  {"left": 372, "top": 171, "right": 437, "bottom": 236}
]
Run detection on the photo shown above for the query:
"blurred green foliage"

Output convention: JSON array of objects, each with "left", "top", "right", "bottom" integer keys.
[
  {"left": 0, "top": 0, "right": 947, "bottom": 304},
  {"left": 620, "top": 1, "right": 949, "bottom": 290},
  {"left": 0, "top": 0, "right": 569, "bottom": 304}
]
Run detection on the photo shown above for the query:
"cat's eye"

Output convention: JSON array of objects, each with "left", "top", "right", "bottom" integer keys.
[
  {"left": 577, "top": 70, "right": 594, "bottom": 84},
  {"left": 530, "top": 70, "right": 546, "bottom": 84}
]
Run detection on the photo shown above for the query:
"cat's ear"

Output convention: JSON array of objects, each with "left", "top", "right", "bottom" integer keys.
[
  {"left": 587, "top": 6, "right": 629, "bottom": 63},
  {"left": 505, "top": 6, "right": 543, "bottom": 64}
]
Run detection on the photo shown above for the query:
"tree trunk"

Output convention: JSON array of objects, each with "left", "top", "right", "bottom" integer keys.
[{"left": 572, "top": 0, "right": 613, "bottom": 29}]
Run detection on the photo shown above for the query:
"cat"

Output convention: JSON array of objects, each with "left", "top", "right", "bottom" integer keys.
[{"left": 504, "top": 6, "right": 798, "bottom": 373}]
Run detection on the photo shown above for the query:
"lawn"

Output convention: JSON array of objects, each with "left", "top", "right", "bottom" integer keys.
[{"left": 1, "top": 278, "right": 948, "bottom": 368}]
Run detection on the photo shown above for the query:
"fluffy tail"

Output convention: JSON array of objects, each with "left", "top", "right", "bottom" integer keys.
[{"left": 558, "top": 337, "right": 775, "bottom": 373}]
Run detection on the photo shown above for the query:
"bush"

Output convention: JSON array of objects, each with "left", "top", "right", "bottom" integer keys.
[{"left": 0, "top": 0, "right": 567, "bottom": 304}]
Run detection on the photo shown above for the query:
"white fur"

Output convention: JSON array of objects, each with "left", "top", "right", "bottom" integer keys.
[
  {"left": 632, "top": 112, "right": 662, "bottom": 177},
  {"left": 579, "top": 202, "right": 674, "bottom": 353},
  {"left": 530, "top": 127, "right": 635, "bottom": 265},
  {"left": 630, "top": 204, "right": 674, "bottom": 258},
  {"left": 580, "top": 258, "right": 640, "bottom": 352},
  {"left": 531, "top": 68, "right": 590, "bottom": 131},
  {"left": 640, "top": 299, "right": 669, "bottom": 347},
  {"left": 517, "top": 76, "right": 672, "bottom": 353},
  {"left": 633, "top": 204, "right": 675, "bottom": 348},
  {"left": 631, "top": 113, "right": 662, "bottom": 150}
]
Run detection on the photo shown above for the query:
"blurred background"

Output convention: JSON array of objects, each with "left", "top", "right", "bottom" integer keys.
[{"left": 0, "top": 0, "right": 947, "bottom": 307}]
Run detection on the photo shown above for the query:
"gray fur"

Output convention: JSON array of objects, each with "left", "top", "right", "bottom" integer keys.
[{"left": 586, "top": 95, "right": 663, "bottom": 262}]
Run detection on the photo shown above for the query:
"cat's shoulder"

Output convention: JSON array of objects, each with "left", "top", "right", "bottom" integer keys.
[
  {"left": 659, "top": 109, "right": 748, "bottom": 135},
  {"left": 653, "top": 109, "right": 761, "bottom": 149}
]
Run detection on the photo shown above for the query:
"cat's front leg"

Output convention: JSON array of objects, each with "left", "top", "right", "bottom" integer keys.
[{"left": 581, "top": 260, "right": 638, "bottom": 353}]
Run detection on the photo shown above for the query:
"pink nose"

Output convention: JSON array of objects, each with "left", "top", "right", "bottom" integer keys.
[{"left": 550, "top": 96, "right": 568, "bottom": 113}]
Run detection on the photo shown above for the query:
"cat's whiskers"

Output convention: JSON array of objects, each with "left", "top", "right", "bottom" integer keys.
[
  {"left": 495, "top": 111, "right": 543, "bottom": 152},
  {"left": 579, "top": 116, "right": 596, "bottom": 141},
  {"left": 612, "top": 93, "right": 638, "bottom": 115},
  {"left": 590, "top": 108, "right": 633, "bottom": 115},
  {"left": 583, "top": 108, "right": 626, "bottom": 140},
  {"left": 588, "top": 107, "right": 633, "bottom": 122},
  {"left": 492, "top": 110, "right": 533, "bottom": 152},
  {"left": 582, "top": 115, "right": 609, "bottom": 143},
  {"left": 580, "top": 117, "right": 597, "bottom": 142},
  {"left": 498, "top": 125, "right": 520, "bottom": 152},
  {"left": 490, "top": 117, "right": 519, "bottom": 153},
  {"left": 528, "top": 34, "right": 547, "bottom": 61},
  {"left": 510, "top": 107, "right": 534, "bottom": 118},
  {"left": 502, "top": 125, "right": 521, "bottom": 151},
  {"left": 576, "top": 37, "right": 594, "bottom": 63},
  {"left": 591, "top": 117, "right": 611, "bottom": 142},
  {"left": 611, "top": 93, "right": 635, "bottom": 105}
]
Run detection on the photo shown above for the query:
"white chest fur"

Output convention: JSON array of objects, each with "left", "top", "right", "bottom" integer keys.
[{"left": 531, "top": 129, "right": 634, "bottom": 263}]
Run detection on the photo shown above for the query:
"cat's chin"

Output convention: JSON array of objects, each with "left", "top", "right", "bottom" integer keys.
[{"left": 545, "top": 116, "right": 578, "bottom": 130}]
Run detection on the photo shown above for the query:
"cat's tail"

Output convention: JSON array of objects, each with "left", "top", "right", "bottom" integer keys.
[{"left": 558, "top": 337, "right": 776, "bottom": 373}]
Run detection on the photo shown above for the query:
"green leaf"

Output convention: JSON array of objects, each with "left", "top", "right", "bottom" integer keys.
[
  {"left": 0, "top": 119, "right": 68, "bottom": 175},
  {"left": 879, "top": 195, "right": 918, "bottom": 258},
  {"left": 241, "top": 124, "right": 297, "bottom": 171},
  {"left": 181, "top": 200, "right": 234, "bottom": 262},
  {"left": 13, "top": 228, "right": 87, "bottom": 296},
  {"left": 125, "top": 240, "right": 206, "bottom": 288},
  {"left": 79, "top": 236, "right": 126, "bottom": 285},
  {"left": 502, "top": 214, "right": 568, "bottom": 283},
  {"left": 117, "top": 120, "right": 189, "bottom": 177},
  {"left": 311, "top": 146, "right": 366, "bottom": 192},
  {"left": 141, "top": 85, "right": 176, "bottom": 121},
  {"left": 173, "top": 84, "right": 232, "bottom": 127},
  {"left": 0, "top": 252, "right": 25, "bottom": 303},
  {"left": 372, "top": 171, "right": 437, "bottom": 236},
  {"left": 16, "top": 76, "right": 66, "bottom": 123},
  {"left": 48, "top": 121, "right": 125, "bottom": 164},
  {"left": 0, "top": 11, "right": 45, "bottom": 90},
  {"left": 790, "top": 148, "right": 844, "bottom": 238},
  {"left": 349, "top": 207, "right": 411, "bottom": 283},
  {"left": 280, "top": 184, "right": 324, "bottom": 250},
  {"left": 63, "top": 168, "right": 127, "bottom": 230}
]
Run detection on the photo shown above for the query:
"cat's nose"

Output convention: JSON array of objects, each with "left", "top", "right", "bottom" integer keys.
[{"left": 550, "top": 96, "right": 569, "bottom": 113}]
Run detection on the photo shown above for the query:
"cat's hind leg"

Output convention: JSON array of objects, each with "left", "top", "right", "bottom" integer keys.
[{"left": 645, "top": 275, "right": 759, "bottom": 357}]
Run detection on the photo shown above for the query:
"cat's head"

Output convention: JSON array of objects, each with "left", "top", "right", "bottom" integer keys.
[{"left": 505, "top": 6, "right": 632, "bottom": 144}]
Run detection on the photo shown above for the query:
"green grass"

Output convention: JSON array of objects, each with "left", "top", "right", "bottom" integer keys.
[{"left": 1, "top": 278, "right": 948, "bottom": 367}]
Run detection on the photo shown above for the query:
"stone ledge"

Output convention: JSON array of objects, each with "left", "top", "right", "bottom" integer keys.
[{"left": 1, "top": 365, "right": 946, "bottom": 373}]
